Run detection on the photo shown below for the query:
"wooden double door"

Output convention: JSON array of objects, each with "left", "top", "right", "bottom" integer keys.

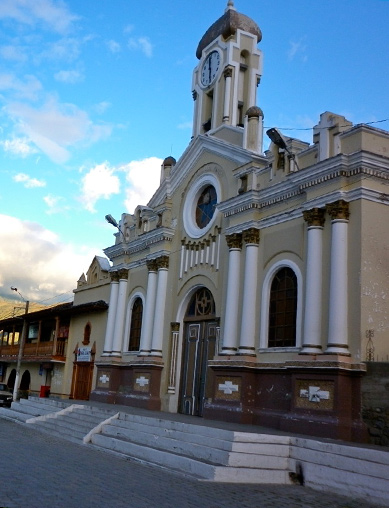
[{"left": 180, "top": 320, "right": 218, "bottom": 416}]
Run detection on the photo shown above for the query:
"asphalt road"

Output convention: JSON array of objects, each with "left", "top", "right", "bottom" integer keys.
[{"left": 0, "top": 419, "right": 382, "bottom": 508}]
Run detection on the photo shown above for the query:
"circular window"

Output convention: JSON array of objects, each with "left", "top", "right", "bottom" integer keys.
[
  {"left": 195, "top": 185, "right": 217, "bottom": 228},
  {"left": 183, "top": 173, "right": 221, "bottom": 238}
]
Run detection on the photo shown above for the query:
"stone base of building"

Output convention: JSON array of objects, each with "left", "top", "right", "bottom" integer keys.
[
  {"left": 203, "top": 361, "right": 369, "bottom": 443},
  {"left": 90, "top": 362, "right": 163, "bottom": 411}
]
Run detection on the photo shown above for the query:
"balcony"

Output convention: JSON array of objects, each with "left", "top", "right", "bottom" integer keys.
[{"left": 0, "top": 339, "right": 67, "bottom": 362}]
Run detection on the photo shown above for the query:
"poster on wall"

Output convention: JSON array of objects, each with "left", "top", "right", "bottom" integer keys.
[{"left": 77, "top": 346, "right": 91, "bottom": 362}]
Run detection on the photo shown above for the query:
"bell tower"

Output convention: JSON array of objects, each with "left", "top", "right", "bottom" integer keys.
[{"left": 192, "top": 1, "right": 263, "bottom": 150}]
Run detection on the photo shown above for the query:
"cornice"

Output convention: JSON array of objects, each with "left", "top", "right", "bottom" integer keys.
[{"left": 104, "top": 227, "right": 175, "bottom": 261}]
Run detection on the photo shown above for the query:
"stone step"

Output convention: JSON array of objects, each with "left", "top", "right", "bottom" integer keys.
[
  {"left": 90, "top": 433, "right": 217, "bottom": 479},
  {"left": 31, "top": 419, "right": 87, "bottom": 443},
  {"left": 113, "top": 414, "right": 291, "bottom": 455},
  {"left": 100, "top": 421, "right": 290, "bottom": 470}
]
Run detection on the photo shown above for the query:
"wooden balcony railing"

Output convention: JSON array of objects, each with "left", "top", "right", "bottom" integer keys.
[{"left": 0, "top": 340, "right": 67, "bottom": 361}]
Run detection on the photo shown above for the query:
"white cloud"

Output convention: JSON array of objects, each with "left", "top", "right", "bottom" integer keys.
[
  {"left": 288, "top": 38, "right": 308, "bottom": 62},
  {"left": 107, "top": 40, "right": 121, "bottom": 53},
  {"left": 6, "top": 96, "right": 112, "bottom": 163},
  {"left": 128, "top": 37, "right": 153, "bottom": 58},
  {"left": 93, "top": 101, "right": 111, "bottom": 115},
  {"left": 122, "top": 157, "right": 162, "bottom": 213},
  {"left": 0, "top": 214, "right": 96, "bottom": 303},
  {"left": 177, "top": 121, "right": 192, "bottom": 130},
  {"left": 0, "top": 44, "right": 27, "bottom": 62},
  {"left": 0, "top": 0, "right": 78, "bottom": 35},
  {"left": 1, "top": 137, "right": 37, "bottom": 157},
  {"left": 79, "top": 162, "right": 121, "bottom": 213},
  {"left": 0, "top": 73, "right": 42, "bottom": 101},
  {"left": 54, "top": 70, "right": 83, "bottom": 84},
  {"left": 43, "top": 194, "right": 69, "bottom": 214},
  {"left": 37, "top": 37, "right": 81, "bottom": 63},
  {"left": 13, "top": 173, "right": 46, "bottom": 188}
]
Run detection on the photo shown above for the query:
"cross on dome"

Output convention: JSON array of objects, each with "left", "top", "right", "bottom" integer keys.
[{"left": 225, "top": 0, "right": 236, "bottom": 11}]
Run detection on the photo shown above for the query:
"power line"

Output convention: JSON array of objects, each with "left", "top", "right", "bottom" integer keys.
[{"left": 264, "top": 118, "right": 389, "bottom": 132}]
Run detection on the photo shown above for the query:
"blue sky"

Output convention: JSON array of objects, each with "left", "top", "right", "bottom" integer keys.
[{"left": 0, "top": 0, "right": 388, "bottom": 306}]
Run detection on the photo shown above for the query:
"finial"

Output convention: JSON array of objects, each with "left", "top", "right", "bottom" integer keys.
[{"left": 225, "top": 0, "right": 236, "bottom": 12}]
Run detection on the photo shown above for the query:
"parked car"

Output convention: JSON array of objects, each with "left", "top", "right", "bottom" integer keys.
[{"left": 0, "top": 383, "right": 13, "bottom": 407}]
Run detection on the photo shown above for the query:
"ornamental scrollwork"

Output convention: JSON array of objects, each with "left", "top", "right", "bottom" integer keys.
[{"left": 303, "top": 208, "right": 326, "bottom": 227}]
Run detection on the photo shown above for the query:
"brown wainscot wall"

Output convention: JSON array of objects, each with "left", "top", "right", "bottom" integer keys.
[{"left": 203, "top": 361, "right": 369, "bottom": 443}]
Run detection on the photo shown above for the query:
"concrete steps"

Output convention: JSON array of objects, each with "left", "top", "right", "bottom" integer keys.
[
  {"left": 89, "top": 412, "right": 293, "bottom": 483},
  {"left": 26, "top": 402, "right": 119, "bottom": 444},
  {"left": 0, "top": 396, "right": 69, "bottom": 422}
]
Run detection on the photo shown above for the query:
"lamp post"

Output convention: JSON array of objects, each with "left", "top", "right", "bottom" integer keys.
[
  {"left": 10, "top": 287, "right": 29, "bottom": 402},
  {"left": 266, "top": 127, "right": 300, "bottom": 171}
]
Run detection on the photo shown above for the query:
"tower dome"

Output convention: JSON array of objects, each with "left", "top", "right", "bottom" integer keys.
[{"left": 196, "top": 1, "right": 262, "bottom": 59}]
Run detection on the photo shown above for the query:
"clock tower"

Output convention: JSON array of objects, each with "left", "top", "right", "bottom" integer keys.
[{"left": 192, "top": 1, "right": 263, "bottom": 151}]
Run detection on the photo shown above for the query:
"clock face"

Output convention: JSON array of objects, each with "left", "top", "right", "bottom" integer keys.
[{"left": 201, "top": 51, "right": 221, "bottom": 87}]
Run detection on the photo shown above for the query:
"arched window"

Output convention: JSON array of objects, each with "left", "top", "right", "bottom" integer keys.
[
  {"left": 186, "top": 288, "right": 215, "bottom": 318},
  {"left": 83, "top": 323, "right": 91, "bottom": 345},
  {"left": 268, "top": 267, "right": 297, "bottom": 348},
  {"left": 128, "top": 298, "right": 143, "bottom": 351}
]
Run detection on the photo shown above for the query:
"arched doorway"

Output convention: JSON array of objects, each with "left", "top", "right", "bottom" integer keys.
[
  {"left": 179, "top": 287, "right": 218, "bottom": 416},
  {"left": 20, "top": 370, "right": 31, "bottom": 391},
  {"left": 7, "top": 369, "right": 16, "bottom": 390}
]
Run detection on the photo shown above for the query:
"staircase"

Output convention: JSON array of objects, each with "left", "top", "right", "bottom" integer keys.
[
  {"left": 89, "top": 411, "right": 293, "bottom": 483},
  {"left": 0, "top": 397, "right": 294, "bottom": 483}
]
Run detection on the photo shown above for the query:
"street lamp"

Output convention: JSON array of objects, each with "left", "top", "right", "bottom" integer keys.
[
  {"left": 10, "top": 287, "right": 29, "bottom": 402},
  {"left": 266, "top": 127, "right": 300, "bottom": 171},
  {"left": 105, "top": 214, "right": 125, "bottom": 237}
]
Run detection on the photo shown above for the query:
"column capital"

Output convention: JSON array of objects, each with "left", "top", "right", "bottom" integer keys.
[
  {"left": 110, "top": 271, "right": 120, "bottom": 282},
  {"left": 171, "top": 322, "right": 180, "bottom": 332},
  {"left": 224, "top": 66, "right": 233, "bottom": 79},
  {"left": 242, "top": 228, "right": 260, "bottom": 245},
  {"left": 117, "top": 268, "right": 129, "bottom": 280},
  {"left": 146, "top": 259, "right": 158, "bottom": 272},
  {"left": 226, "top": 233, "right": 242, "bottom": 250},
  {"left": 326, "top": 200, "right": 350, "bottom": 221},
  {"left": 156, "top": 255, "right": 169, "bottom": 269},
  {"left": 303, "top": 208, "right": 326, "bottom": 227}
]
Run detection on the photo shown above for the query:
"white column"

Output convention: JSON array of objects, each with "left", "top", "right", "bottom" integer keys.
[
  {"left": 239, "top": 229, "right": 260, "bottom": 355},
  {"left": 111, "top": 269, "right": 128, "bottom": 357},
  {"left": 221, "top": 234, "right": 242, "bottom": 355},
  {"left": 301, "top": 209, "right": 325, "bottom": 354},
  {"left": 138, "top": 260, "right": 158, "bottom": 355},
  {"left": 102, "top": 273, "right": 119, "bottom": 356},
  {"left": 150, "top": 256, "right": 169, "bottom": 357},
  {"left": 223, "top": 67, "right": 233, "bottom": 122},
  {"left": 326, "top": 201, "right": 350, "bottom": 355}
]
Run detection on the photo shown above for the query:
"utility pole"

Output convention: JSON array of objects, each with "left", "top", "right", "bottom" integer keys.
[{"left": 10, "top": 288, "right": 29, "bottom": 402}]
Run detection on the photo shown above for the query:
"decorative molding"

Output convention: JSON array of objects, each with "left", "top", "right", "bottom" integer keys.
[
  {"left": 242, "top": 227, "right": 260, "bottom": 245},
  {"left": 117, "top": 268, "right": 128, "bottom": 280},
  {"left": 326, "top": 200, "right": 350, "bottom": 221},
  {"left": 303, "top": 208, "right": 326, "bottom": 227},
  {"left": 146, "top": 259, "right": 158, "bottom": 272},
  {"left": 224, "top": 66, "right": 233, "bottom": 78},
  {"left": 168, "top": 322, "right": 180, "bottom": 394},
  {"left": 226, "top": 233, "right": 242, "bottom": 250},
  {"left": 156, "top": 255, "right": 169, "bottom": 270},
  {"left": 110, "top": 271, "right": 120, "bottom": 282}
]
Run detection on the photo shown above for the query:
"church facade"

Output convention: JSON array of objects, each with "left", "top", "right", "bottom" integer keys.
[{"left": 89, "top": 2, "right": 389, "bottom": 442}]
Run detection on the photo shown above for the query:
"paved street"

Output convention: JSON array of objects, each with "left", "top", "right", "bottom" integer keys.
[{"left": 0, "top": 419, "right": 382, "bottom": 508}]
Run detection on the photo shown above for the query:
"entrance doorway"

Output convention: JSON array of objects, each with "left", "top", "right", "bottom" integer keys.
[
  {"left": 180, "top": 288, "right": 218, "bottom": 416},
  {"left": 70, "top": 363, "right": 94, "bottom": 400}
]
